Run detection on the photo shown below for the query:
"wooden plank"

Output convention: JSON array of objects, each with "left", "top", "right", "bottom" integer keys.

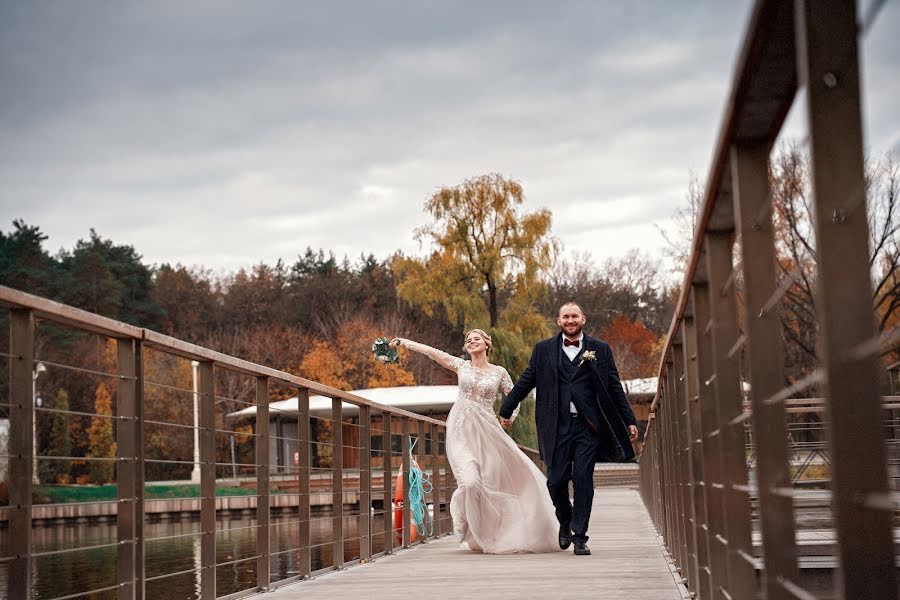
[
  {"left": 796, "top": 2, "right": 897, "bottom": 597},
  {"left": 731, "top": 141, "right": 799, "bottom": 599},
  {"left": 8, "top": 309, "right": 34, "bottom": 600},
  {"left": 263, "top": 488, "right": 688, "bottom": 600}
]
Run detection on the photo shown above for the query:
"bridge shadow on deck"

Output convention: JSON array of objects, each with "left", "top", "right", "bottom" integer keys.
[{"left": 265, "top": 487, "right": 689, "bottom": 600}]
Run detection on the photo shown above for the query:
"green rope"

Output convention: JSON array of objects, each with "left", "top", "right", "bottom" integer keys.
[{"left": 408, "top": 435, "right": 434, "bottom": 537}]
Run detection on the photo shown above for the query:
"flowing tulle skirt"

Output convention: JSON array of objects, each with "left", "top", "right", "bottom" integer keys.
[{"left": 445, "top": 402, "right": 561, "bottom": 554}]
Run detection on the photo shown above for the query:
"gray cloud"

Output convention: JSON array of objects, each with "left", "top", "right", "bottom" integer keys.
[{"left": 1, "top": 1, "right": 896, "bottom": 274}]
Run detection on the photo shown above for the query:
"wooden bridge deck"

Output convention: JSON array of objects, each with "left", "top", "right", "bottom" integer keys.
[{"left": 266, "top": 488, "right": 689, "bottom": 600}]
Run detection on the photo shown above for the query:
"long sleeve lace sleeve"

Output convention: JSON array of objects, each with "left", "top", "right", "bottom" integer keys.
[
  {"left": 401, "top": 339, "right": 465, "bottom": 373},
  {"left": 500, "top": 368, "right": 514, "bottom": 394},
  {"left": 500, "top": 368, "right": 521, "bottom": 421}
]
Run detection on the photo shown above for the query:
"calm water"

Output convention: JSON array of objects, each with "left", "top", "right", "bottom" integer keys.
[{"left": 0, "top": 509, "right": 405, "bottom": 600}]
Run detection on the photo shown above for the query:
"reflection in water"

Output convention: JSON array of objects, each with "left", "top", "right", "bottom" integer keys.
[{"left": 1, "top": 509, "right": 397, "bottom": 600}]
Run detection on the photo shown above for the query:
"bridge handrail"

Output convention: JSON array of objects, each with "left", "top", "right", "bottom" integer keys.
[
  {"left": 1, "top": 283, "right": 459, "bottom": 600},
  {"left": 0, "top": 284, "right": 443, "bottom": 426},
  {"left": 640, "top": 2, "right": 897, "bottom": 600}
]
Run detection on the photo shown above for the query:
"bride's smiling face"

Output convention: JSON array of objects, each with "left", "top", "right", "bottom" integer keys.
[{"left": 465, "top": 332, "right": 488, "bottom": 355}]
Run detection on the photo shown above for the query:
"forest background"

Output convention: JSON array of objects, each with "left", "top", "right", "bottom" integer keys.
[{"left": 2, "top": 143, "right": 898, "bottom": 485}]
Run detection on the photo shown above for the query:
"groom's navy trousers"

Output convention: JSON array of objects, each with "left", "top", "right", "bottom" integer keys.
[
  {"left": 547, "top": 344, "right": 605, "bottom": 543},
  {"left": 547, "top": 414, "right": 601, "bottom": 543}
]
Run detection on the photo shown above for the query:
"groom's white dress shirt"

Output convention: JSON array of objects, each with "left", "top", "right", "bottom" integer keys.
[{"left": 562, "top": 332, "right": 584, "bottom": 415}]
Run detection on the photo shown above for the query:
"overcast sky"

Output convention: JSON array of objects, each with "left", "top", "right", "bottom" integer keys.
[{"left": 1, "top": 1, "right": 897, "bottom": 276}]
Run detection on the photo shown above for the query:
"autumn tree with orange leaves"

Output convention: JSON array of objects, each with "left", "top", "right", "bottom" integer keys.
[
  {"left": 297, "top": 317, "right": 415, "bottom": 390},
  {"left": 600, "top": 315, "right": 662, "bottom": 381}
]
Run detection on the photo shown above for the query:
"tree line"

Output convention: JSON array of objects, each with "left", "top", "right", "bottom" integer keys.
[{"left": 0, "top": 176, "right": 673, "bottom": 483}]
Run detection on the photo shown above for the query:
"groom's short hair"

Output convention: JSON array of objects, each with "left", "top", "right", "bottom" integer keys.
[{"left": 558, "top": 301, "right": 585, "bottom": 316}]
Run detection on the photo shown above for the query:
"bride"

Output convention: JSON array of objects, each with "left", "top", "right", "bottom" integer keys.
[{"left": 389, "top": 330, "right": 560, "bottom": 554}]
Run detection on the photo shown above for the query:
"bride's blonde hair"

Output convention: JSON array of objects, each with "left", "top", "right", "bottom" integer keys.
[{"left": 463, "top": 328, "right": 493, "bottom": 355}]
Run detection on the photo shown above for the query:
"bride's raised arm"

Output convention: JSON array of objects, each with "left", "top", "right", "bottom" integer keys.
[{"left": 389, "top": 337, "right": 465, "bottom": 374}]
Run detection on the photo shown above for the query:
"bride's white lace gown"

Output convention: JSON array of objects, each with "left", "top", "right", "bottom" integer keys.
[{"left": 406, "top": 341, "right": 560, "bottom": 554}]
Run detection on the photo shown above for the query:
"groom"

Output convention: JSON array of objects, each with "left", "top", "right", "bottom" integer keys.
[{"left": 500, "top": 302, "right": 638, "bottom": 555}]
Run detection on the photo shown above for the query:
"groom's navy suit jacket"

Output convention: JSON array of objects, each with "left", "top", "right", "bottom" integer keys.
[{"left": 499, "top": 333, "right": 637, "bottom": 468}]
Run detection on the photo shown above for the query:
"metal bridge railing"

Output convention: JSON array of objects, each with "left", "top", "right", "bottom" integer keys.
[
  {"left": 0, "top": 284, "right": 455, "bottom": 600},
  {"left": 639, "top": 2, "right": 898, "bottom": 599}
]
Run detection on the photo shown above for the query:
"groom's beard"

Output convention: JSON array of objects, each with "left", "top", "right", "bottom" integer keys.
[{"left": 560, "top": 323, "right": 583, "bottom": 338}]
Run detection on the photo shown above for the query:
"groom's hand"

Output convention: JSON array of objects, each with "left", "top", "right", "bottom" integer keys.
[
  {"left": 500, "top": 417, "right": 513, "bottom": 429},
  {"left": 629, "top": 425, "right": 638, "bottom": 442}
]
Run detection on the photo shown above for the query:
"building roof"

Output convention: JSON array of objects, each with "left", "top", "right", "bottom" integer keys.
[
  {"left": 227, "top": 385, "right": 460, "bottom": 419},
  {"left": 622, "top": 377, "right": 658, "bottom": 396}
]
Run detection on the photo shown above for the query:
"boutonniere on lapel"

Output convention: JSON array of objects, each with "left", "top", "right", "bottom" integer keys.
[{"left": 578, "top": 350, "right": 597, "bottom": 367}]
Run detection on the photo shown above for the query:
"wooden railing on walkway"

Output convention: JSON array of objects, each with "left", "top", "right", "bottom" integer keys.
[
  {"left": 639, "top": 2, "right": 897, "bottom": 600},
  {"left": 0, "top": 284, "right": 459, "bottom": 600}
]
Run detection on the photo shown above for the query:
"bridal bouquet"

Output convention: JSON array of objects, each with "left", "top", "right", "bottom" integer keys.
[{"left": 372, "top": 337, "right": 400, "bottom": 364}]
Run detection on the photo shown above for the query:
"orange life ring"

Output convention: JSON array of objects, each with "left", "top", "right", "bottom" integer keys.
[{"left": 392, "top": 469, "right": 418, "bottom": 543}]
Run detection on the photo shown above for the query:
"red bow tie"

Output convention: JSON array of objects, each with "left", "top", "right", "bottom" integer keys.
[{"left": 564, "top": 338, "right": 580, "bottom": 347}]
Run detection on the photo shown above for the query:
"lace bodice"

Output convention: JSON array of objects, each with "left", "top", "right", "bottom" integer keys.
[
  {"left": 457, "top": 361, "right": 513, "bottom": 409},
  {"left": 400, "top": 340, "right": 515, "bottom": 428}
]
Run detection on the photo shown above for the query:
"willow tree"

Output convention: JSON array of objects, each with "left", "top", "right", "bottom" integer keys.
[{"left": 393, "top": 173, "right": 557, "bottom": 373}]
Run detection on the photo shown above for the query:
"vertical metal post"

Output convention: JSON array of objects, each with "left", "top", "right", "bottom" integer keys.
[
  {"left": 673, "top": 340, "right": 696, "bottom": 590},
  {"left": 671, "top": 355, "right": 688, "bottom": 576},
  {"left": 430, "top": 422, "right": 441, "bottom": 537},
  {"left": 401, "top": 417, "right": 411, "bottom": 548},
  {"left": 665, "top": 364, "right": 683, "bottom": 566},
  {"left": 117, "top": 339, "right": 138, "bottom": 600},
  {"left": 381, "top": 412, "right": 392, "bottom": 553},
  {"left": 134, "top": 342, "right": 145, "bottom": 600},
  {"left": 684, "top": 312, "right": 712, "bottom": 599},
  {"left": 732, "top": 141, "right": 799, "bottom": 599},
  {"left": 658, "top": 374, "right": 671, "bottom": 549},
  {"left": 198, "top": 361, "right": 216, "bottom": 600},
  {"left": 694, "top": 281, "right": 730, "bottom": 598},
  {"left": 359, "top": 404, "right": 371, "bottom": 562},
  {"left": 332, "top": 398, "right": 344, "bottom": 568},
  {"left": 705, "top": 232, "right": 756, "bottom": 599},
  {"left": 796, "top": 2, "right": 897, "bottom": 596},
  {"left": 255, "top": 377, "right": 270, "bottom": 590},
  {"left": 666, "top": 367, "right": 681, "bottom": 564},
  {"left": 9, "top": 309, "right": 34, "bottom": 600},
  {"left": 297, "top": 388, "right": 311, "bottom": 577},
  {"left": 417, "top": 419, "right": 428, "bottom": 542}
]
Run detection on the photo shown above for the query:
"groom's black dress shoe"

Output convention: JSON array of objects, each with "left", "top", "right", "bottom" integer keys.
[
  {"left": 558, "top": 523, "right": 572, "bottom": 550},
  {"left": 573, "top": 542, "right": 591, "bottom": 556}
]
